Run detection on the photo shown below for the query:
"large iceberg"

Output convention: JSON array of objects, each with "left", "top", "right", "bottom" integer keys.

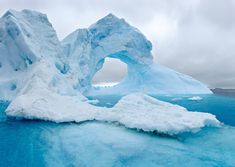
[
  {"left": 0, "top": 10, "right": 217, "bottom": 135},
  {"left": 62, "top": 14, "right": 212, "bottom": 95},
  {"left": 0, "top": 10, "right": 211, "bottom": 101}
]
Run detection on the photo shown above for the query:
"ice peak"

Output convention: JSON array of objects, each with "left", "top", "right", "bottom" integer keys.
[
  {"left": 2, "top": 9, "right": 49, "bottom": 25},
  {"left": 89, "top": 13, "right": 128, "bottom": 29},
  {"left": 2, "top": 9, "right": 18, "bottom": 18},
  {"left": 103, "top": 13, "right": 119, "bottom": 20},
  {"left": 0, "top": 8, "right": 61, "bottom": 78}
]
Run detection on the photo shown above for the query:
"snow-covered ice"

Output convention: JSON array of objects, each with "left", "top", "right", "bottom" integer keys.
[
  {"left": 188, "top": 96, "right": 203, "bottom": 101},
  {"left": 86, "top": 99, "right": 99, "bottom": 105},
  {"left": 6, "top": 88, "right": 220, "bottom": 135},
  {"left": 0, "top": 9, "right": 65, "bottom": 100}
]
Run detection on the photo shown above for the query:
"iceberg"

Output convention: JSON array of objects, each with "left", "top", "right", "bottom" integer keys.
[
  {"left": 0, "top": 10, "right": 211, "bottom": 101},
  {"left": 62, "top": 14, "right": 212, "bottom": 95},
  {"left": 0, "top": 10, "right": 218, "bottom": 135}
]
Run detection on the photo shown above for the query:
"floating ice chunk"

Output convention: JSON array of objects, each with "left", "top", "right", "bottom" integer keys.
[
  {"left": 188, "top": 96, "right": 203, "bottom": 101},
  {"left": 111, "top": 93, "right": 219, "bottom": 134},
  {"left": 86, "top": 99, "right": 99, "bottom": 105},
  {"left": 6, "top": 88, "right": 220, "bottom": 135}
]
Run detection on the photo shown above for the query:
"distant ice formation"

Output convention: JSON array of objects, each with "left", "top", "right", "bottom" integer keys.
[{"left": 188, "top": 96, "right": 203, "bottom": 101}]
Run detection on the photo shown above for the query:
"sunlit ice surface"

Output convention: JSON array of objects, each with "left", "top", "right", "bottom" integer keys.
[
  {"left": 92, "top": 82, "right": 120, "bottom": 87},
  {"left": 1, "top": 94, "right": 235, "bottom": 167}
]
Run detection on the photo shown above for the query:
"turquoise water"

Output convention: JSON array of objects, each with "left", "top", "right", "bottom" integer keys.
[{"left": 1, "top": 94, "right": 235, "bottom": 167}]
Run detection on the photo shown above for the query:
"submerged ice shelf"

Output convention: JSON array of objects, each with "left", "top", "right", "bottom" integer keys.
[{"left": 0, "top": 9, "right": 218, "bottom": 135}]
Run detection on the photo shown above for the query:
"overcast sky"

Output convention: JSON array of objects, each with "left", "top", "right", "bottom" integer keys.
[{"left": 1, "top": 0, "right": 235, "bottom": 88}]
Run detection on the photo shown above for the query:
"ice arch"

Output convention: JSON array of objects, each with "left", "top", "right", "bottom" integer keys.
[
  {"left": 62, "top": 14, "right": 153, "bottom": 93},
  {"left": 62, "top": 14, "right": 212, "bottom": 95},
  {"left": 92, "top": 57, "right": 127, "bottom": 87}
]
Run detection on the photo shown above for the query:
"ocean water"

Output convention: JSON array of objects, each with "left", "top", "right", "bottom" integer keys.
[{"left": 1, "top": 94, "right": 235, "bottom": 167}]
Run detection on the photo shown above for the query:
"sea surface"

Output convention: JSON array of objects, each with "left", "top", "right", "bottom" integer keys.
[{"left": 1, "top": 94, "right": 235, "bottom": 167}]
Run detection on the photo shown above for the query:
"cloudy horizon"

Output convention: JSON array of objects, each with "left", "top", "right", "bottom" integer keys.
[{"left": 1, "top": 0, "right": 234, "bottom": 88}]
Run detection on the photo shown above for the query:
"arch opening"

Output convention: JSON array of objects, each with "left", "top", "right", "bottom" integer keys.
[{"left": 92, "top": 57, "right": 127, "bottom": 87}]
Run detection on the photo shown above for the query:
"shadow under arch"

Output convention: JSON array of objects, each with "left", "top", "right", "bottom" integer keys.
[{"left": 85, "top": 50, "right": 150, "bottom": 96}]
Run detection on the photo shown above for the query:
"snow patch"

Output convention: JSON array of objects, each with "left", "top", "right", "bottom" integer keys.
[
  {"left": 188, "top": 96, "right": 203, "bottom": 101},
  {"left": 86, "top": 99, "right": 99, "bottom": 105}
]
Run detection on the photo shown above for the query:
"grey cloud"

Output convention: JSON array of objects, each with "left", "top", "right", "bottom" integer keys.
[
  {"left": 92, "top": 58, "right": 127, "bottom": 84},
  {"left": 197, "top": 0, "right": 235, "bottom": 29},
  {"left": 157, "top": 0, "right": 235, "bottom": 88}
]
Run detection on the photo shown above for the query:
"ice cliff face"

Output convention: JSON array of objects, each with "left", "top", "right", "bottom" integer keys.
[
  {"left": 62, "top": 14, "right": 212, "bottom": 95},
  {"left": 0, "top": 10, "right": 217, "bottom": 135},
  {"left": 0, "top": 9, "right": 66, "bottom": 100}
]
